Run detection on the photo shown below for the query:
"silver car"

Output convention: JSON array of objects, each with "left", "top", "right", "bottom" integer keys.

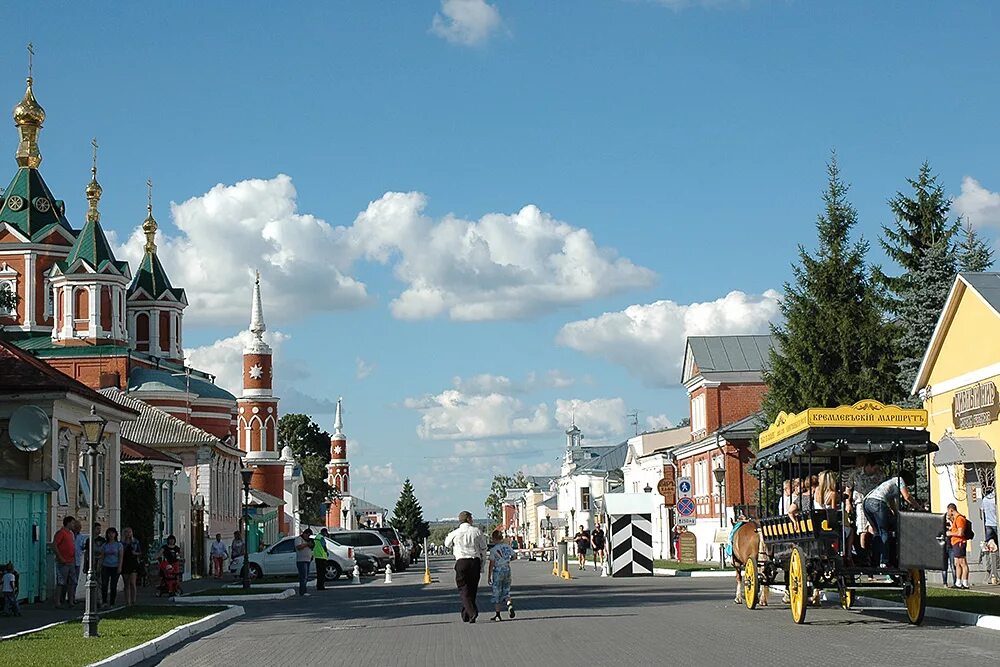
[
  {"left": 325, "top": 530, "right": 395, "bottom": 570},
  {"left": 229, "top": 536, "right": 355, "bottom": 580}
]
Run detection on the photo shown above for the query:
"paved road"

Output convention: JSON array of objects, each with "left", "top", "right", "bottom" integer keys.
[{"left": 145, "top": 557, "right": 998, "bottom": 666}]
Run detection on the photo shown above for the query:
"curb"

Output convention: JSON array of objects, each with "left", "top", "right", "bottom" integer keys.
[
  {"left": 760, "top": 584, "right": 1000, "bottom": 632},
  {"left": 173, "top": 588, "right": 294, "bottom": 604},
  {"left": 654, "top": 567, "right": 733, "bottom": 578},
  {"left": 88, "top": 605, "right": 244, "bottom": 667}
]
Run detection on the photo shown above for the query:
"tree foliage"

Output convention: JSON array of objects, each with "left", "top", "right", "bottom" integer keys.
[
  {"left": 878, "top": 161, "right": 959, "bottom": 305},
  {"left": 483, "top": 471, "right": 528, "bottom": 528},
  {"left": 121, "top": 463, "right": 156, "bottom": 552},
  {"left": 762, "top": 156, "right": 900, "bottom": 424},
  {"left": 957, "top": 220, "right": 995, "bottom": 273},
  {"left": 389, "top": 479, "right": 430, "bottom": 541},
  {"left": 278, "top": 413, "right": 332, "bottom": 525}
]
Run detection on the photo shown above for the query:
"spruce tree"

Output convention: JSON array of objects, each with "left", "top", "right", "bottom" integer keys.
[
  {"left": 762, "top": 157, "right": 899, "bottom": 425},
  {"left": 894, "top": 238, "right": 957, "bottom": 405},
  {"left": 878, "top": 161, "right": 959, "bottom": 304},
  {"left": 389, "top": 479, "right": 430, "bottom": 541},
  {"left": 957, "top": 220, "right": 995, "bottom": 272}
]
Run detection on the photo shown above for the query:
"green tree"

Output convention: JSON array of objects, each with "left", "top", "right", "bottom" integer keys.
[
  {"left": 957, "top": 220, "right": 995, "bottom": 272},
  {"left": 121, "top": 463, "right": 156, "bottom": 552},
  {"left": 762, "top": 156, "right": 900, "bottom": 424},
  {"left": 483, "top": 471, "right": 528, "bottom": 528},
  {"left": 878, "top": 161, "right": 959, "bottom": 305},
  {"left": 894, "top": 237, "right": 957, "bottom": 406},
  {"left": 389, "top": 479, "right": 430, "bottom": 541},
  {"left": 278, "top": 413, "right": 332, "bottom": 525}
]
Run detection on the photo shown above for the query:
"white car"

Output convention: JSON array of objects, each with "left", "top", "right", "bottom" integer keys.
[{"left": 229, "top": 536, "right": 355, "bottom": 581}]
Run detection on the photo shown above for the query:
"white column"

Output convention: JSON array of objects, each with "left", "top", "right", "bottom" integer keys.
[
  {"left": 150, "top": 308, "right": 160, "bottom": 354},
  {"left": 61, "top": 286, "right": 73, "bottom": 339},
  {"left": 169, "top": 309, "right": 178, "bottom": 358},
  {"left": 89, "top": 285, "right": 98, "bottom": 338},
  {"left": 23, "top": 252, "right": 35, "bottom": 327}
]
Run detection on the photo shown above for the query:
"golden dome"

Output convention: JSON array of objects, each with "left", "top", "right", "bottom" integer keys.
[
  {"left": 13, "top": 77, "right": 45, "bottom": 127},
  {"left": 85, "top": 173, "right": 103, "bottom": 201}
]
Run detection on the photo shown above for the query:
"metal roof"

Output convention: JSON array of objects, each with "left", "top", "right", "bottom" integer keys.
[
  {"left": 686, "top": 335, "right": 775, "bottom": 374},
  {"left": 128, "top": 367, "right": 236, "bottom": 401},
  {"left": 577, "top": 441, "right": 629, "bottom": 473},
  {"left": 960, "top": 272, "right": 1000, "bottom": 313},
  {"left": 98, "top": 388, "right": 221, "bottom": 447},
  {"left": 718, "top": 412, "right": 764, "bottom": 440}
]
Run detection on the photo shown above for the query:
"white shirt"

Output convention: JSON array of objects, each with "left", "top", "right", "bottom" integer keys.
[
  {"left": 444, "top": 523, "right": 487, "bottom": 560},
  {"left": 2, "top": 572, "right": 14, "bottom": 593}
]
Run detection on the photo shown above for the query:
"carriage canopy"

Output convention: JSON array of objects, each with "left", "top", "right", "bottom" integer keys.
[{"left": 753, "top": 399, "right": 936, "bottom": 471}]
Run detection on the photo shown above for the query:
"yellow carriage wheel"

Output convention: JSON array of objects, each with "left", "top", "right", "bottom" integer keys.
[
  {"left": 904, "top": 569, "right": 925, "bottom": 625},
  {"left": 788, "top": 546, "right": 807, "bottom": 624},
  {"left": 744, "top": 559, "right": 759, "bottom": 610}
]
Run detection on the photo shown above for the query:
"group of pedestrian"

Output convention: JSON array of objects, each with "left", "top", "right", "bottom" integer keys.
[
  {"left": 287, "top": 526, "right": 336, "bottom": 596},
  {"left": 444, "top": 511, "right": 517, "bottom": 624},
  {"left": 572, "top": 524, "right": 606, "bottom": 571},
  {"left": 52, "top": 516, "right": 145, "bottom": 609}
]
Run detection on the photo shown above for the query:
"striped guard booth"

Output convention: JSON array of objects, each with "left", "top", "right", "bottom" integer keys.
[{"left": 605, "top": 493, "right": 656, "bottom": 577}]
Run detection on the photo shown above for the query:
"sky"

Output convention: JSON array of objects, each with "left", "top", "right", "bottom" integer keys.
[{"left": 3, "top": 1, "right": 999, "bottom": 519}]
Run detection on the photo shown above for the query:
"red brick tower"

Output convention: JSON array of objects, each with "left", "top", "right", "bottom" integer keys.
[
  {"left": 326, "top": 398, "right": 350, "bottom": 528},
  {"left": 237, "top": 272, "right": 286, "bottom": 533}
]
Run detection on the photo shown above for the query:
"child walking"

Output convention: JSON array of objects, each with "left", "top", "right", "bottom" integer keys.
[
  {"left": 2, "top": 561, "right": 20, "bottom": 616},
  {"left": 487, "top": 530, "right": 515, "bottom": 622}
]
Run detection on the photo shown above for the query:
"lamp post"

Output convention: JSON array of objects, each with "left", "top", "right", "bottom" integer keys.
[
  {"left": 342, "top": 508, "right": 349, "bottom": 529},
  {"left": 644, "top": 483, "right": 653, "bottom": 493},
  {"left": 545, "top": 516, "right": 554, "bottom": 562},
  {"left": 240, "top": 467, "right": 254, "bottom": 589},
  {"left": 80, "top": 406, "right": 106, "bottom": 638},
  {"left": 713, "top": 463, "right": 726, "bottom": 568}
]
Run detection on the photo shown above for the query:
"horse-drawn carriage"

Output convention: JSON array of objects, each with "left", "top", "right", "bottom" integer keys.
[{"left": 736, "top": 400, "right": 947, "bottom": 625}]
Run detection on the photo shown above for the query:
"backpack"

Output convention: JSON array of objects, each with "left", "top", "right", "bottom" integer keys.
[{"left": 962, "top": 518, "right": 975, "bottom": 540}]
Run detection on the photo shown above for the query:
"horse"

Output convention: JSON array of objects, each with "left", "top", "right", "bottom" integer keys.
[{"left": 731, "top": 521, "right": 769, "bottom": 606}]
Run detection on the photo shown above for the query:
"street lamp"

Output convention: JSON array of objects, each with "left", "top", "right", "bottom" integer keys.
[
  {"left": 240, "top": 467, "right": 254, "bottom": 589},
  {"left": 545, "top": 516, "right": 554, "bottom": 562},
  {"left": 713, "top": 463, "right": 726, "bottom": 568},
  {"left": 644, "top": 483, "right": 653, "bottom": 493},
  {"left": 80, "top": 406, "right": 106, "bottom": 638}
]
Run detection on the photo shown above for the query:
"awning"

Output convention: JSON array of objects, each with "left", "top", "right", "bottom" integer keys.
[
  {"left": 247, "top": 488, "right": 286, "bottom": 507},
  {"left": 0, "top": 477, "right": 59, "bottom": 493},
  {"left": 933, "top": 435, "right": 996, "bottom": 467}
]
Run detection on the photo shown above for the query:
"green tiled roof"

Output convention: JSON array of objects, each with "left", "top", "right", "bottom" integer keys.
[
  {"left": 0, "top": 167, "right": 74, "bottom": 240},
  {"left": 60, "top": 217, "right": 129, "bottom": 275},
  {"left": 128, "top": 251, "right": 186, "bottom": 302},
  {"left": 128, "top": 367, "right": 236, "bottom": 401},
  {"left": 7, "top": 333, "right": 130, "bottom": 357}
]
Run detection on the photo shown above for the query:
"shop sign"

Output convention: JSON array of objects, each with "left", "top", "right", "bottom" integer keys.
[
  {"left": 952, "top": 382, "right": 1000, "bottom": 430},
  {"left": 658, "top": 467, "right": 676, "bottom": 505},
  {"left": 759, "top": 400, "right": 928, "bottom": 449},
  {"left": 679, "top": 532, "right": 698, "bottom": 562}
]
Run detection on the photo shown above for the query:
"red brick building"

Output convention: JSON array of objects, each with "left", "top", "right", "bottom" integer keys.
[{"left": 671, "top": 335, "right": 772, "bottom": 559}]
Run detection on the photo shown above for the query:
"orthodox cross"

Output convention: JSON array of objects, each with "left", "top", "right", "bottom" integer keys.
[{"left": 27, "top": 42, "right": 34, "bottom": 78}]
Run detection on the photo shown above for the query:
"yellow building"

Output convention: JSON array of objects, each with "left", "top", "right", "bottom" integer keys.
[{"left": 913, "top": 273, "right": 999, "bottom": 551}]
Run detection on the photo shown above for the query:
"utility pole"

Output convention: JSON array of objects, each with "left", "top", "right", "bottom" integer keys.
[{"left": 628, "top": 410, "right": 640, "bottom": 436}]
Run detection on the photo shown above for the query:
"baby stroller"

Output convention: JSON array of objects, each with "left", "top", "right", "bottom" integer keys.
[{"left": 156, "top": 557, "right": 183, "bottom": 597}]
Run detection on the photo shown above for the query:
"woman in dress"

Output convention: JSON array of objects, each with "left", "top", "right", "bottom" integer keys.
[
  {"left": 487, "top": 530, "right": 515, "bottom": 622},
  {"left": 120, "top": 527, "right": 142, "bottom": 606}
]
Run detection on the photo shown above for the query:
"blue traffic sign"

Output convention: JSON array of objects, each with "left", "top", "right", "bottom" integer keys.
[
  {"left": 678, "top": 480, "right": 692, "bottom": 495},
  {"left": 676, "top": 497, "right": 696, "bottom": 517}
]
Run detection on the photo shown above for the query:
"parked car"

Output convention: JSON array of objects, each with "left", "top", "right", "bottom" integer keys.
[
  {"left": 229, "top": 536, "right": 355, "bottom": 581},
  {"left": 325, "top": 530, "right": 395, "bottom": 570},
  {"left": 369, "top": 526, "right": 409, "bottom": 571},
  {"left": 353, "top": 552, "right": 378, "bottom": 576}
]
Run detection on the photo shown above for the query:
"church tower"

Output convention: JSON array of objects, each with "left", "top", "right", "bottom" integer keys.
[
  {"left": 48, "top": 141, "right": 131, "bottom": 345},
  {"left": 237, "top": 273, "right": 287, "bottom": 532},
  {"left": 326, "top": 398, "right": 351, "bottom": 529},
  {"left": 126, "top": 182, "right": 187, "bottom": 362}
]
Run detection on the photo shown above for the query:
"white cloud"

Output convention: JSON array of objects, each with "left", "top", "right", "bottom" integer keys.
[
  {"left": 452, "top": 374, "right": 515, "bottom": 395},
  {"left": 431, "top": 0, "right": 503, "bottom": 46},
  {"left": 346, "top": 193, "right": 655, "bottom": 321},
  {"left": 953, "top": 176, "right": 1000, "bottom": 229},
  {"left": 554, "top": 398, "right": 627, "bottom": 439},
  {"left": 544, "top": 370, "right": 576, "bottom": 389},
  {"left": 557, "top": 289, "right": 781, "bottom": 387},
  {"left": 355, "top": 357, "right": 375, "bottom": 380},
  {"left": 352, "top": 463, "right": 401, "bottom": 485},
  {"left": 116, "top": 175, "right": 367, "bottom": 326},
  {"left": 185, "top": 329, "right": 290, "bottom": 396},
  {"left": 646, "top": 414, "right": 673, "bottom": 431},
  {"left": 117, "top": 176, "right": 652, "bottom": 325},
  {"left": 407, "top": 389, "right": 551, "bottom": 440}
]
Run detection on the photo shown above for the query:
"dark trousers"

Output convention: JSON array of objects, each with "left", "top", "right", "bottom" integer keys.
[
  {"left": 315, "top": 558, "right": 327, "bottom": 590},
  {"left": 100, "top": 566, "right": 119, "bottom": 605},
  {"left": 863, "top": 499, "right": 895, "bottom": 567},
  {"left": 455, "top": 558, "right": 481, "bottom": 621}
]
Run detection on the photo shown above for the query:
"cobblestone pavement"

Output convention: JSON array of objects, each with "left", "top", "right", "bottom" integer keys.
[{"left": 143, "top": 557, "right": 998, "bottom": 667}]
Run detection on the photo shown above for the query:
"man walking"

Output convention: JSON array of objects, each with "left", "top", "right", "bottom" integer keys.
[
  {"left": 444, "top": 511, "right": 487, "bottom": 623},
  {"left": 591, "top": 524, "right": 606, "bottom": 571},
  {"left": 295, "top": 528, "right": 314, "bottom": 596},
  {"left": 313, "top": 529, "right": 328, "bottom": 591},
  {"left": 53, "top": 516, "right": 77, "bottom": 609},
  {"left": 946, "top": 503, "right": 972, "bottom": 589}
]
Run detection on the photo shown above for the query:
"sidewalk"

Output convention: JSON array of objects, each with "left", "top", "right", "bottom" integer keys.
[{"left": 0, "top": 574, "right": 229, "bottom": 639}]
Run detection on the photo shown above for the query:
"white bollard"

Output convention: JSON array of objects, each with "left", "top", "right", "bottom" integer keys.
[
  {"left": 384, "top": 563, "right": 393, "bottom": 584},
  {"left": 600, "top": 560, "right": 609, "bottom": 577},
  {"left": 353, "top": 564, "right": 362, "bottom": 582}
]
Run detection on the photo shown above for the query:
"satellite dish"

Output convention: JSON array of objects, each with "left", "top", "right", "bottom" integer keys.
[{"left": 9, "top": 405, "right": 50, "bottom": 452}]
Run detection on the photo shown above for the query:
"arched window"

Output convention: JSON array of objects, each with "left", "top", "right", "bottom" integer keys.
[
  {"left": 135, "top": 312, "right": 149, "bottom": 351},
  {"left": 73, "top": 287, "right": 89, "bottom": 330},
  {"left": 0, "top": 280, "right": 15, "bottom": 316},
  {"left": 159, "top": 311, "right": 170, "bottom": 352}
]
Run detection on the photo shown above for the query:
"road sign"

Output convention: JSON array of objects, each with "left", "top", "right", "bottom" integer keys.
[
  {"left": 676, "top": 496, "right": 696, "bottom": 517},
  {"left": 676, "top": 516, "right": 697, "bottom": 526},
  {"left": 677, "top": 476, "right": 692, "bottom": 499},
  {"left": 657, "top": 474, "right": 676, "bottom": 505}
]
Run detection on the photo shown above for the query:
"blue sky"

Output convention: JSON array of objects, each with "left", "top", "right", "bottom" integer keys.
[{"left": 4, "top": 1, "right": 999, "bottom": 519}]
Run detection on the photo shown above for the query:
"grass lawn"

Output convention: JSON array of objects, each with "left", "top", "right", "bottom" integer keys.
[
  {"left": 189, "top": 587, "right": 290, "bottom": 596},
  {"left": 1, "top": 605, "right": 226, "bottom": 667},
  {"left": 653, "top": 559, "right": 733, "bottom": 572},
  {"left": 863, "top": 586, "right": 1000, "bottom": 616}
]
